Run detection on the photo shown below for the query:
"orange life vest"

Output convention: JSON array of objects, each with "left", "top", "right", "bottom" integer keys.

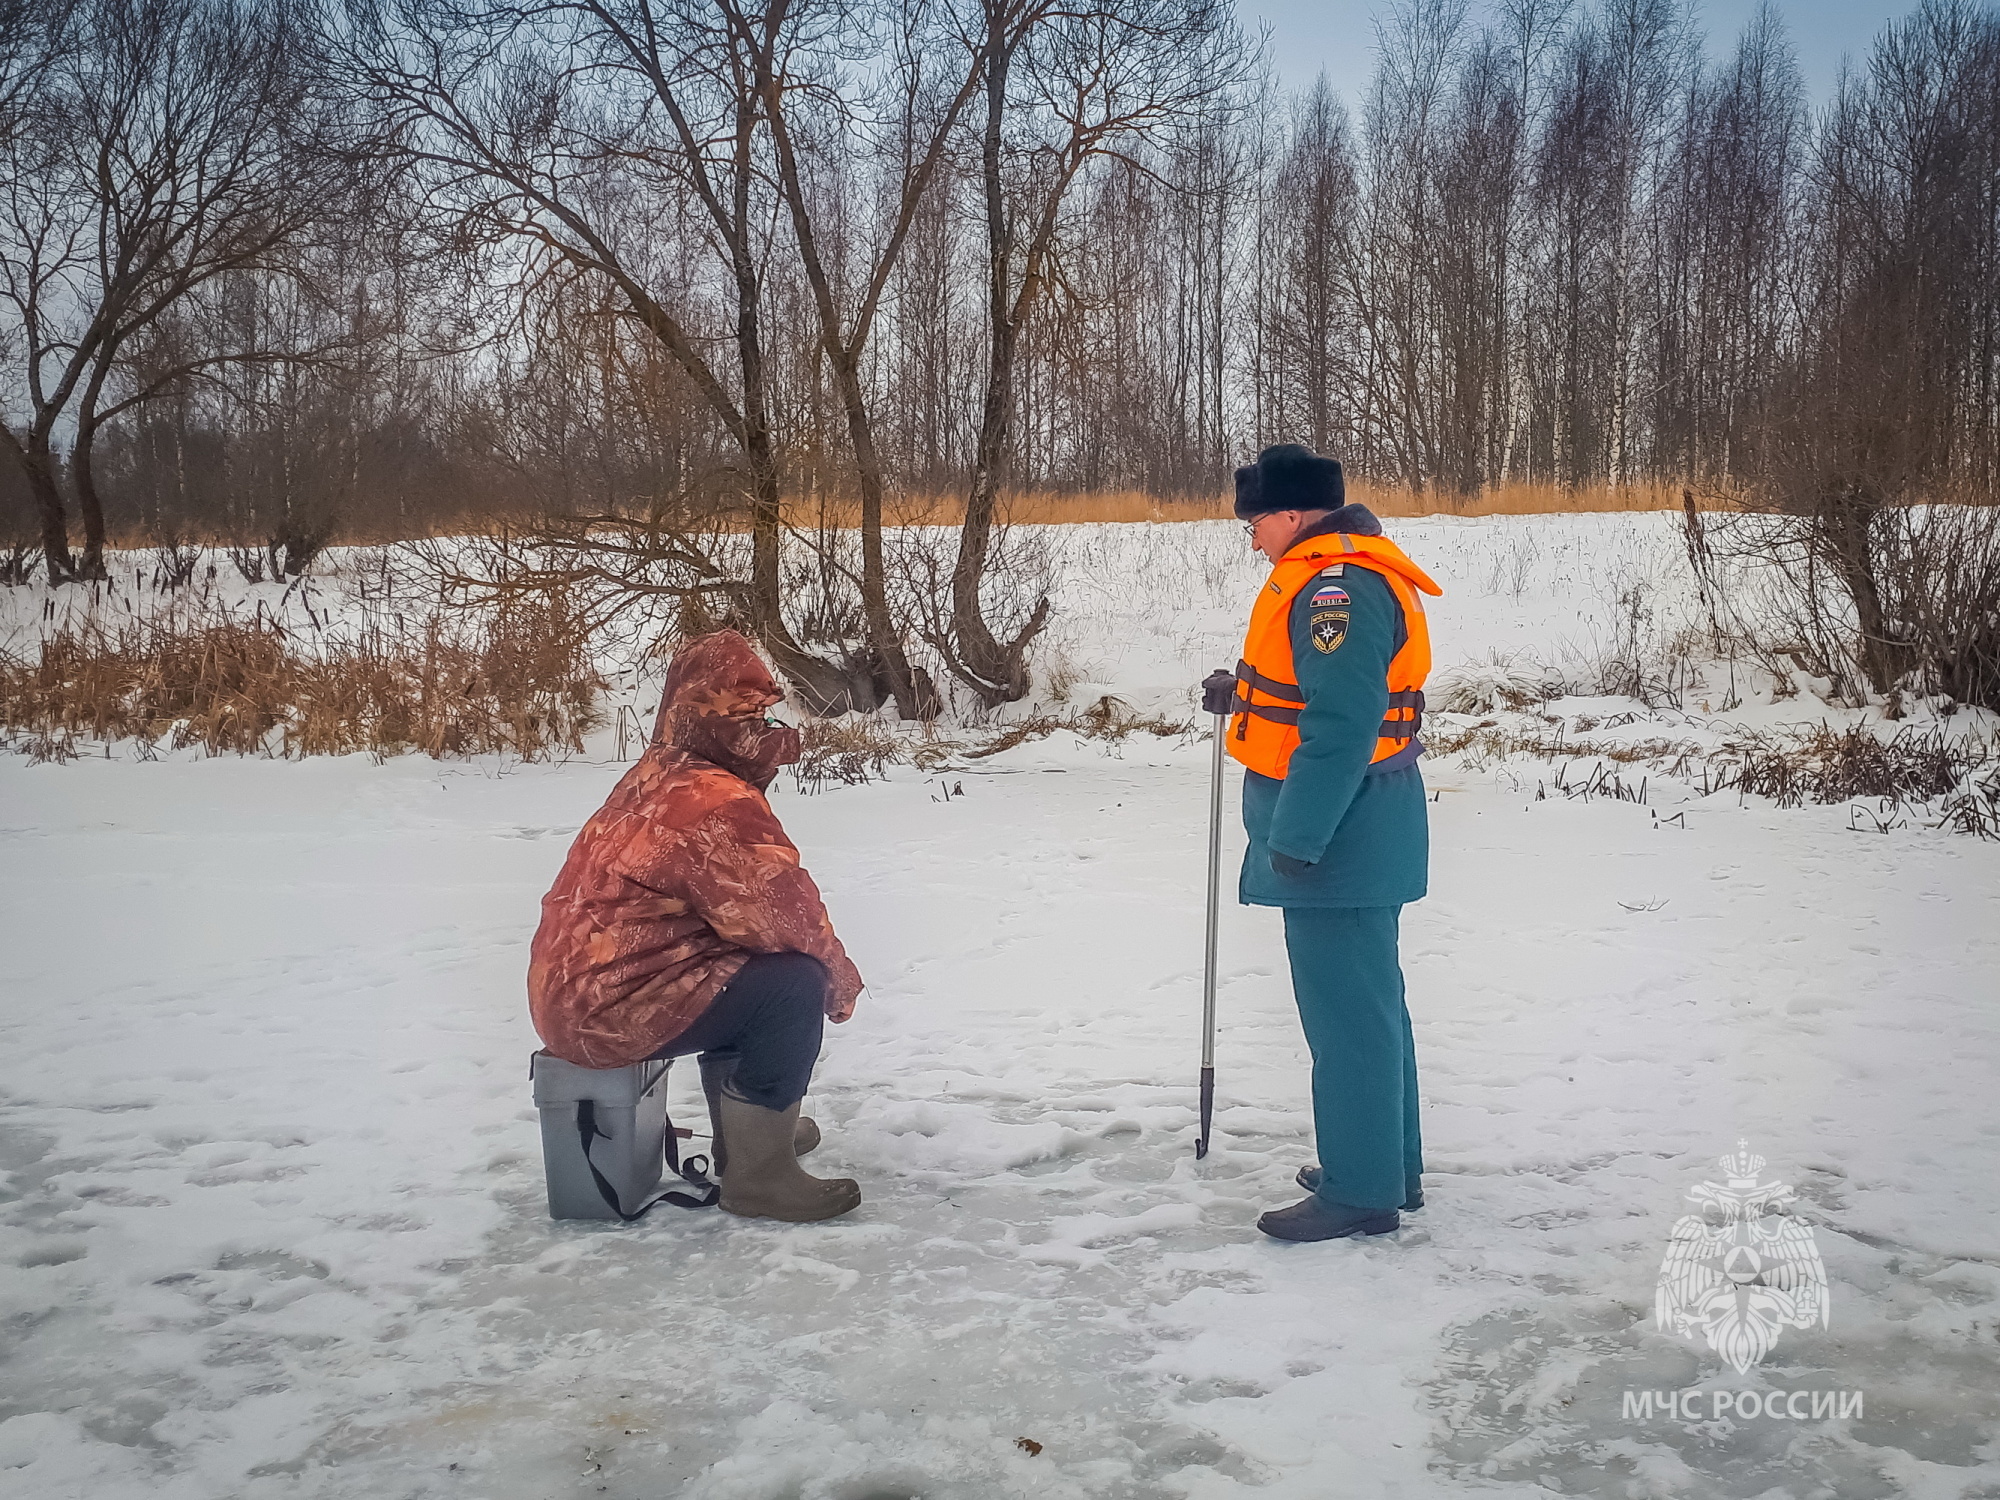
[{"left": 1228, "top": 530, "right": 1443, "bottom": 781}]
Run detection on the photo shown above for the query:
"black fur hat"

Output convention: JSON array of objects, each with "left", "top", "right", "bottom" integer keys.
[
  {"left": 1233, "top": 444, "right": 1345, "bottom": 519},
  {"left": 1233, "top": 463, "right": 1260, "bottom": 514}
]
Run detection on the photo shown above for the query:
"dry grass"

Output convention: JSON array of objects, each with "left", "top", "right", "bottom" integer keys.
[
  {"left": 1713, "top": 723, "right": 1990, "bottom": 809},
  {"left": 785, "top": 692, "right": 1193, "bottom": 791},
  {"left": 1424, "top": 712, "right": 1998, "bottom": 837},
  {"left": 784, "top": 480, "right": 1683, "bottom": 529},
  {"left": 962, "top": 696, "right": 1193, "bottom": 756},
  {"left": 1368, "top": 480, "right": 1682, "bottom": 517},
  {"left": 789, "top": 716, "right": 914, "bottom": 793},
  {"left": 85, "top": 478, "right": 1683, "bottom": 558},
  {"left": 1, "top": 600, "right": 602, "bottom": 761},
  {"left": 1425, "top": 718, "right": 1711, "bottom": 774}
]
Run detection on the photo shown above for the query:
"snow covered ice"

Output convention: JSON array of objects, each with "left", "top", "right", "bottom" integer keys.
[{"left": 3, "top": 515, "right": 1999, "bottom": 1499}]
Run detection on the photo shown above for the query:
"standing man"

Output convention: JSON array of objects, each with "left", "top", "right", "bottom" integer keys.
[{"left": 1223, "top": 444, "right": 1442, "bottom": 1242}]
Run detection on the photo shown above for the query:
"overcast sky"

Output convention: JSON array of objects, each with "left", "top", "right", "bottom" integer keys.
[{"left": 1237, "top": 0, "right": 1913, "bottom": 104}]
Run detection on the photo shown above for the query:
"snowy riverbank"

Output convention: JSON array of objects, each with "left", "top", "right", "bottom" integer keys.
[{"left": 4, "top": 515, "right": 1999, "bottom": 1498}]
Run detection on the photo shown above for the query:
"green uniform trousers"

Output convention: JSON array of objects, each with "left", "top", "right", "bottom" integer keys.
[{"left": 1281, "top": 905, "right": 1422, "bottom": 1212}]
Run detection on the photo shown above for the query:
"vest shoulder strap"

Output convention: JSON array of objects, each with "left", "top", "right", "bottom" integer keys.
[{"left": 1282, "top": 548, "right": 1411, "bottom": 655}]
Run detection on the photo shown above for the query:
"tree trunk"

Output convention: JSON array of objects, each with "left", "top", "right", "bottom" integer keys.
[
  {"left": 72, "top": 412, "right": 110, "bottom": 581},
  {"left": 1822, "top": 496, "right": 1910, "bottom": 696},
  {"left": 6, "top": 429, "right": 77, "bottom": 582},
  {"left": 744, "top": 436, "right": 874, "bottom": 714},
  {"left": 730, "top": 195, "right": 866, "bottom": 714},
  {"left": 827, "top": 348, "right": 935, "bottom": 720},
  {"left": 942, "top": 26, "right": 1050, "bottom": 706}
]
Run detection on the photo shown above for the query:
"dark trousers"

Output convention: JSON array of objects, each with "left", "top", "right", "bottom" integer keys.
[
  {"left": 647, "top": 952, "right": 827, "bottom": 1110},
  {"left": 1282, "top": 905, "right": 1423, "bottom": 1211}
]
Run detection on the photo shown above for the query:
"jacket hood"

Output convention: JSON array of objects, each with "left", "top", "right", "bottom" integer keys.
[{"left": 651, "top": 629, "right": 801, "bottom": 790}]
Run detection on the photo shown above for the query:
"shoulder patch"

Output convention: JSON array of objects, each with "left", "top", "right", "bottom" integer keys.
[
  {"left": 1308, "top": 583, "right": 1350, "bottom": 608},
  {"left": 1309, "top": 609, "right": 1349, "bottom": 654},
  {"left": 1318, "top": 564, "right": 1344, "bottom": 576}
]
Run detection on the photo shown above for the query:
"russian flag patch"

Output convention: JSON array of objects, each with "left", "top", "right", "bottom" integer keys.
[{"left": 1309, "top": 584, "right": 1350, "bottom": 608}]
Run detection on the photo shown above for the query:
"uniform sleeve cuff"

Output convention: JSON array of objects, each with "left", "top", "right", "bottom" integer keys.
[{"left": 1267, "top": 838, "right": 1326, "bottom": 864}]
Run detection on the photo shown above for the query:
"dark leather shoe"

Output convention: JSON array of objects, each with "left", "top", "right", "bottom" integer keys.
[
  {"left": 1295, "top": 1164, "right": 1423, "bottom": 1211},
  {"left": 1256, "top": 1195, "right": 1399, "bottom": 1242}
]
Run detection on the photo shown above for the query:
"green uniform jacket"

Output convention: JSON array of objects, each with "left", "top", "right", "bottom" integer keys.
[{"left": 1238, "top": 560, "right": 1430, "bottom": 909}]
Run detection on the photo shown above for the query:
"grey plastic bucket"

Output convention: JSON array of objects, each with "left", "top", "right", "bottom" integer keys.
[{"left": 531, "top": 1051, "right": 671, "bottom": 1220}]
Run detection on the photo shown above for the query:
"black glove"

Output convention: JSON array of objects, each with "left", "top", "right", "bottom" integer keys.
[
  {"left": 1270, "top": 850, "right": 1314, "bottom": 879},
  {"left": 1201, "top": 669, "right": 1237, "bottom": 716}
]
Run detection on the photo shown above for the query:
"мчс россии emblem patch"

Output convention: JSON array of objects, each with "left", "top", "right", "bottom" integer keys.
[{"left": 1309, "top": 609, "right": 1348, "bottom": 653}]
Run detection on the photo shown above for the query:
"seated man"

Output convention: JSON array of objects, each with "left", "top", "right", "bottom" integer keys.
[{"left": 528, "top": 629, "right": 864, "bottom": 1223}]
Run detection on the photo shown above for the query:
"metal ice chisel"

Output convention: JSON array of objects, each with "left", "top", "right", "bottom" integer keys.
[{"left": 1196, "top": 668, "right": 1236, "bottom": 1158}]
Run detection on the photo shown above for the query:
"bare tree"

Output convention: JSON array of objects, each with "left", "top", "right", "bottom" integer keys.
[
  {"left": 0, "top": 0, "right": 63, "bottom": 137},
  {"left": 1258, "top": 77, "right": 1362, "bottom": 459},
  {"left": 1649, "top": 5, "right": 1802, "bottom": 482},
  {"left": 730, "top": 0, "right": 989, "bottom": 719},
  {"left": 340, "top": 0, "right": 887, "bottom": 708},
  {"left": 1723, "top": 0, "right": 2000, "bottom": 706},
  {"left": 0, "top": 0, "right": 326, "bottom": 581},
  {"left": 926, "top": 0, "right": 1245, "bottom": 704}
]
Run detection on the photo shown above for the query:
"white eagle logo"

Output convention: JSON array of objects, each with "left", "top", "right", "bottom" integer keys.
[{"left": 1654, "top": 1141, "right": 1831, "bottom": 1373}]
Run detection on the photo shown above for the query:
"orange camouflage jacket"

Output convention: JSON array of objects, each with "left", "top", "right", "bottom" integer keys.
[{"left": 527, "top": 630, "right": 864, "bottom": 1067}]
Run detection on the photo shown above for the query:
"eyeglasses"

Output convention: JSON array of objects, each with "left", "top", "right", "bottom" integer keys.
[{"left": 1244, "top": 512, "right": 1296, "bottom": 539}]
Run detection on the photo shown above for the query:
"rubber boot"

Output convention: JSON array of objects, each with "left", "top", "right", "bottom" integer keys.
[
  {"left": 1296, "top": 1164, "right": 1423, "bottom": 1211},
  {"left": 716, "top": 1092, "right": 861, "bottom": 1222},
  {"left": 700, "top": 1052, "right": 820, "bottom": 1177}
]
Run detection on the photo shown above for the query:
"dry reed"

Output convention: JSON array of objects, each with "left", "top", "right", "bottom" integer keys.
[
  {"left": 1712, "top": 723, "right": 1989, "bottom": 808},
  {"left": 1, "top": 601, "right": 602, "bottom": 760},
  {"left": 782, "top": 480, "right": 1681, "bottom": 529},
  {"left": 89, "top": 479, "right": 1683, "bottom": 556}
]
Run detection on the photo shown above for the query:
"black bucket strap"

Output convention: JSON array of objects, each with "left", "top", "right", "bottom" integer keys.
[{"left": 576, "top": 1098, "right": 719, "bottom": 1219}]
